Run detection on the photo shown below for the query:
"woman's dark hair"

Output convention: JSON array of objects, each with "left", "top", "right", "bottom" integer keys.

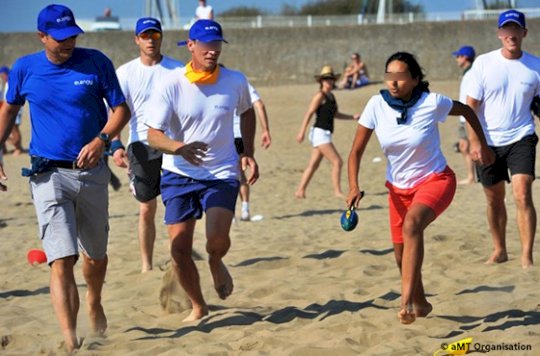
[{"left": 385, "top": 52, "right": 430, "bottom": 92}]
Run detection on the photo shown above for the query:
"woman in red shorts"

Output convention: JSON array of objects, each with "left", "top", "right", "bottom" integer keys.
[{"left": 346, "top": 52, "right": 494, "bottom": 324}]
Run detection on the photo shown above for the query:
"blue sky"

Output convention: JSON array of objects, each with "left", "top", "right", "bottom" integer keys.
[{"left": 1, "top": 0, "right": 538, "bottom": 33}]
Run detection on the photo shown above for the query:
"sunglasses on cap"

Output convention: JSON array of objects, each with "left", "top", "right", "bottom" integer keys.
[{"left": 139, "top": 32, "right": 162, "bottom": 40}]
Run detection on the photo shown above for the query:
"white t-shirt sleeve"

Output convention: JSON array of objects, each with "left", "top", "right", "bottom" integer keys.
[
  {"left": 144, "top": 80, "right": 176, "bottom": 131},
  {"left": 248, "top": 83, "right": 260, "bottom": 104},
  {"left": 116, "top": 66, "right": 128, "bottom": 99},
  {"left": 358, "top": 96, "right": 378, "bottom": 129},
  {"left": 465, "top": 59, "right": 484, "bottom": 101},
  {"left": 434, "top": 93, "right": 453, "bottom": 122},
  {"left": 236, "top": 75, "right": 251, "bottom": 115}
]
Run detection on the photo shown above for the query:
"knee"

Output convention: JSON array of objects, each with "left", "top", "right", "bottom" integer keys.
[
  {"left": 140, "top": 207, "right": 156, "bottom": 223},
  {"left": 206, "top": 236, "right": 230, "bottom": 257},
  {"left": 309, "top": 160, "right": 321, "bottom": 171},
  {"left": 401, "top": 218, "right": 423, "bottom": 242},
  {"left": 513, "top": 190, "right": 533, "bottom": 210},
  {"left": 334, "top": 158, "right": 343, "bottom": 169},
  {"left": 170, "top": 237, "right": 192, "bottom": 263}
]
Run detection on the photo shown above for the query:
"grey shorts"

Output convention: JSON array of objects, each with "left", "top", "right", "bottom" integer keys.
[
  {"left": 29, "top": 160, "right": 110, "bottom": 263},
  {"left": 127, "top": 142, "right": 163, "bottom": 202},
  {"left": 458, "top": 122, "right": 468, "bottom": 140}
]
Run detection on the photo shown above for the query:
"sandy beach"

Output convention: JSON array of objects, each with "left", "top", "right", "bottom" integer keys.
[{"left": 1, "top": 80, "right": 539, "bottom": 355}]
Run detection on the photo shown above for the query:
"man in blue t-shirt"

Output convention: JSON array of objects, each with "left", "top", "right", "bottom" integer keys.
[{"left": 0, "top": 4, "right": 130, "bottom": 352}]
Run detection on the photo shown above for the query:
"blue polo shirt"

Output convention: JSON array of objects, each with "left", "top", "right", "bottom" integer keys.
[{"left": 6, "top": 48, "right": 125, "bottom": 160}]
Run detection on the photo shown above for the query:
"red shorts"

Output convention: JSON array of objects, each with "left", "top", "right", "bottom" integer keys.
[{"left": 386, "top": 166, "right": 456, "bottom": 244}]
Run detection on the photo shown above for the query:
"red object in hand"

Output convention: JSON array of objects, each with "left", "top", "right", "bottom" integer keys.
[{"left": 27, "top": 249, "right": 47, "bottom": 265}]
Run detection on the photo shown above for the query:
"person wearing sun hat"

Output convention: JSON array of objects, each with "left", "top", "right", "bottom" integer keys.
[
  {"left": 145, "top": 19, "right": 259, "bottom": 322},
  {"left": 295, "top": 65, "right": 359, "bottom": 199},
  {"left": 466, "top": 9, "right": 540, "bottom": 268},
  {"left": 112, "top": 17, "right": 184, "bottom": 273},
  {"left": 0, "top": 4, "right": 131, "bottom": 351}
]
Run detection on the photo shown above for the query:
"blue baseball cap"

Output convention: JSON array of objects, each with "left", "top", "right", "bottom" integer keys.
[
  {"left": 498, "top": 9, "right": 526, "bottom": 28},
  {"left": 452, "top": 46, "right": 475, "bottom": 60},
  {"left": 37, "top": 4, "right": 84, "bottom": 41},
  {"left": 135, "top": 17, "right": 162, "bottom": 35},
  {"left": 177, "top": 19, "right": 227, "bottom": 46},
  {"left": 0, "top": 66, "right": 9, "bottom": 75}
]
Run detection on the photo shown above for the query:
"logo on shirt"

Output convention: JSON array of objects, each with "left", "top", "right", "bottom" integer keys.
[
  {"left": 74, "top": 80, "right": 94, "bottom": 86},
  {"left": 214, "top": 104, "right": 230, "bottom": 111}
]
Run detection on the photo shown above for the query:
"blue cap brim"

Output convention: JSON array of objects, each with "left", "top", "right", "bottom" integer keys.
[
  {"left": 136, "top": 26, "right": 162, "bottom": 35},
  {"left": 48, "top": 26, "right": 84, "bottom": 41},
  {"left": 177, "top": 40, "right": 188, "bottom": 46},
  {"left": 498, "top": 19, "right": 524, "bottom": 28}
]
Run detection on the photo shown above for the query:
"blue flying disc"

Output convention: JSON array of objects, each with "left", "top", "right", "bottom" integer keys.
[{"left": 341, "top": 208, "right": 358, "bottom": 231}]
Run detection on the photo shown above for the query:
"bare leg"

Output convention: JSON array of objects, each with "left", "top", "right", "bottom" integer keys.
[
  {"left": 206, "top": 207, "right": 234, "bottom": 299},
  {"left": 139, "top": 199, "right": 157, "bottom": 272},
  {"left": 50, "top": 256, "right": 80, "bottom": 352},
  {"left": 82, "top": 254, "right": 108, "bottom": 335},
  {"left": 295, "top": 148, "right": 323, "bottom": 198},
  {"left": 318, "top": 142, "right": 344, "bottom": 198},
  {"left": 458, "top": 138, "right": 475, "bottom": 185},
  {"left": 169, "top": 220, "right": 208, "bottom": 321},
  {"left": 399, "top": 204, "right": 436, "bottom": 324},
  {"left": 511, "top": 174, "right": 536, "bottom": 268},
  {"left": 483, "top": 182, "right": 508, "bottom": 264},
  {"left": 394, "top": 243, "right": 432, "bottom": 319},
  {"left": 8, "top": 125, "right": 24, "bottom": 155},
  {"left": 239, "top": 171, "right": 250, "bottom": 221}
]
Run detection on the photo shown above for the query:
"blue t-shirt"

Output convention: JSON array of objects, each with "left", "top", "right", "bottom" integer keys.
[{"left": 6, "top": 48, "right": 125, "bottom": 160}]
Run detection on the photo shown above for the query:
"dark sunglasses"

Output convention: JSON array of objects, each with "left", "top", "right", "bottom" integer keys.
[{"left": 139, "top": 32, "right": 162, "bottom": 40}]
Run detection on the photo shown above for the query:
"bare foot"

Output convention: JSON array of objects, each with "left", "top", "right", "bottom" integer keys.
[
  {"left": 182, "top": 306, "right": 209, "bottom": 322},
  {"left": 62, "top": 333, "right": 81, "bottom": 353},
  {"left": 398, "top": 308, "right": 416, "bottom": 324},
  {"left": 521, "top": 255, "right": 533, "bottom": 269},
  {"left": 295, "top": 190, "right": 306, "bottom": 199},
  {"left": 87, "top": 294, "right": 107, "bottom": 335},
  {"left": 141, "top": 265, "right": 153, "bottom": 273},
  {"left": 458, "top": 178, "right": 474, "bottom": 185},
  {"left": 210, "top": 260, "right": 234, "bottom": 300},
  {"left": 414, "top": 301, "right": 433, "bottom": 318},
  {"left": 485, "top": 251, "right": 508, "bottom": 264},
  {"left": 334, "top": 191, "right": 345, "bottom": 199}
]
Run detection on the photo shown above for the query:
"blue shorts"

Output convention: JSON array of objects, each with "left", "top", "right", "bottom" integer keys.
[{"left": 161, "top": 170, "right": 240, "bottom": 224}]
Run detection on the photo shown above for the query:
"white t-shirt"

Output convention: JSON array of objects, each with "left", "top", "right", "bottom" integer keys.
[
  {"left": 466, "top": 49, "right": 540, "bottom": 146},
  {"left": 145, "top": 66, "right": 251, "bottom": 180},
  {"left": 233, "top": 83, "right": 260, "bottom": 138},
  {"left": 196, "top": 5, "right": 213, "bottom": 19},
  {"left": 359, "top": 92, "right": 453, "bottom": 189},
  {"left": 458, "top": 68, "right": 473, "bottom": 124},
  {"left": 116, "top": 55, "right": 184, "bottom": 145}
]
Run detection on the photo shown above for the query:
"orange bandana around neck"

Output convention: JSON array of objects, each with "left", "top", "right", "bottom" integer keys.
[{"left": 184, "top": 61, "right": 220, "bottom": 84}]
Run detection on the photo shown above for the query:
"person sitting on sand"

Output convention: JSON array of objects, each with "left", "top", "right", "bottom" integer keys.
[
  {"left": 338, "top": 52, "right": 370, "bottom": 89},
  {"left": 346, "top": 52, "right": 494, "bottom": 324},
  {"left": 295, "top": 65, "right": 359, "bottom": 199}
]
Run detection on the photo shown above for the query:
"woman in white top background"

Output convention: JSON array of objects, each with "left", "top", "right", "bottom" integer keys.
[{"left": 346, "top": 52, "right": 494, "bottom": 324}]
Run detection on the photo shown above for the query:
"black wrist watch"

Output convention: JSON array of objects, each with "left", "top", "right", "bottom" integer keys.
[{"left": 98, "top": 132, "right": 110, "bottom": 144}]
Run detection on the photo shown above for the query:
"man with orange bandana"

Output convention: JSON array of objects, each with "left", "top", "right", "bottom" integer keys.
[{"left": 145, "top": 19, "right": 259, "bottom": 321}]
